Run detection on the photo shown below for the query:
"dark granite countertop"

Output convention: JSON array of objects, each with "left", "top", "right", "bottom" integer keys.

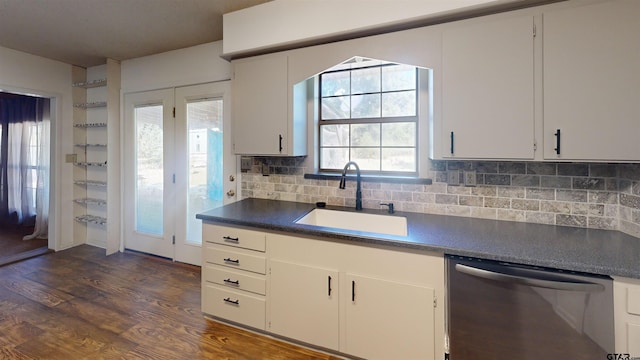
[{"left": 196, "top": 198, "right": 640, "bottom": 279}]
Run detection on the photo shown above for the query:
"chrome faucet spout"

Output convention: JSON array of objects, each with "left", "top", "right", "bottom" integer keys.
[{"left": 339, "top": 161, "right": 362, "bottom": 211}]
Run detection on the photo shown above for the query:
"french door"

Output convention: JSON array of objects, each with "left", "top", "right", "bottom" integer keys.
[{"left": 123, "top": 82, "right": 236, "bottom": 265}]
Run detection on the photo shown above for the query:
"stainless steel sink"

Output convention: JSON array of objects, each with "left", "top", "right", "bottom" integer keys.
[{"left": 295, "top": 208, "right": 407, "bottom": 236}]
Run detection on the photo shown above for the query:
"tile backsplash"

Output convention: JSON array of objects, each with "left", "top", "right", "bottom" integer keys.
[{"left": 241, "top": 157, "right": 640, "bottom": 239}]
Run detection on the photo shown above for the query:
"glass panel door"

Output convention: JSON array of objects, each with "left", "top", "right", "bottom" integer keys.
[
  {"left": 123, "top": 89, "right": 174, "bottom": 259},
  {"left": 175, "top": 82, "right": 236, "bottom": 265}
]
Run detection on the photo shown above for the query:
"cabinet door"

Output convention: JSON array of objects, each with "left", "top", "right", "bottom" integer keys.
[
  {"left": 232, "top": 54, "right": 288, "bottom": 155},
  {"left": 344, "top": 274, "right": 435, "bottom": 360},
  {"left": 442, "top": 15, "right": 535, "bottom": 159},
  {"left": 543, "top": 0, "right": 640, "bottom": 161},
  {"left": 269, "top": 260, "right": 340, "bottom": 350}
]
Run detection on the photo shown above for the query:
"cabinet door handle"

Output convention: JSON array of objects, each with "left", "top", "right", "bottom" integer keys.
[
  {"left": 351, "top": 280, "right": 356, "bottom": 302},
  {"left": 328, "top": 276, "right": 332, "bottom": 296},
  {"left": 223, "top": 236, "right": 239, "bottom": 242},
  {"left": 223, "top": 258, "right": 239, "bottom": 264},
  {"left": 278, "top": 134, "right": 283, "bottom": 153},
  {"left": 223, "top": 297, "right": 239, "bottom": 305},
  {"left": 554, "top": 129, "right": 561, "bottom": 155},
  {"left": 450, "top": 131, "right": 454, "bottom": 154},
  {"left": 223, "top": 278, "right": 240, "bottom": 286}
]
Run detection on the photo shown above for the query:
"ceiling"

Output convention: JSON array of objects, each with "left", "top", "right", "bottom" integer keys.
[{"left": 0, "top": 0, "right": 271, "bottom": 68}]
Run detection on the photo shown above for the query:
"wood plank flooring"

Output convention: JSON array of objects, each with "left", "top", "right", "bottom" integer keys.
[
  {"left": 0, "top": 226, "right": 48, "bottom": 266},
  {"left": 0, "top": 245, "right": 343, "bottom": 359}
]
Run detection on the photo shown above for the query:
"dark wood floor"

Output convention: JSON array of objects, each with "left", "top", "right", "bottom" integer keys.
[
  {"left": 0, "top": 245, "right": 343, "bottom": 359},
  {"left": 0, "top": 226, "right": 48, "bottom": 266}
]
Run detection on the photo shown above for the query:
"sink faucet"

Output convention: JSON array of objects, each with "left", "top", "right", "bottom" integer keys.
[{"left": 339, "top": 161, "right": 362, "bottom": 211}]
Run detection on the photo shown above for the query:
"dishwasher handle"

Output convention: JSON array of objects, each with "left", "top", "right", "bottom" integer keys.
[{"left": 455, "top": 263, "right": 605, "bottom": 293}]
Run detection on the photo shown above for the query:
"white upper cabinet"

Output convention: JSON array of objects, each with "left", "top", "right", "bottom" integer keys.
[
  {"left": 543, "top": 0, "right": 640, "bottom": 161},
  {"left": 441, "top": 14, "right": 535, "bottom": 160},
  {"left": 232, "top": 53, "right": 307, "bottom": 156}
]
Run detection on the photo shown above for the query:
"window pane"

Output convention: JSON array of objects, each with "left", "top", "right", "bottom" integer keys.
[
  {"left": 351, "top": 67, "right": 380, "bottom": 94},
  {"left": 351, "top": 123, "right": 380, "bottom": 147},
  {"left": 321, "top": 124, "right": 349, "bottom": 146},
  {"left": 187, "top": 99, "right": 223, "bottom": 245},
  {"left": 135, "top": 105, "right": 163, "bottom": 236},
  {"left": 351, "top": 94, "right": 380, "bottom": 118},
  {"left": 321, "top": 71, "right": 350, "bottom": 97},
  {"left": 322, "top": 96, "right": 350, "bottom": 119},
  {"left": 382, "top": 122, "right": 416, "bottom": 146},
  {"left": 382, "top": 148, "right": 416, "bottom": 172},
  {"left": 382, "top": 91, "right": 416, "bottom": 117},
  {"left": 382, "top": 65, "right": 416, "bottom": 92},
  {"left": 321, "top": 148, "right": 349, "bottom": 169},
  {"left": 352, "top": 148, "right": 380, "bottom": 171}
]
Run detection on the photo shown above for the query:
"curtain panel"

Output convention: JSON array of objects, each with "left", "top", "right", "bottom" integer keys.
[{"left": 0, "top": 93, "right": 50, "bottom": 239}]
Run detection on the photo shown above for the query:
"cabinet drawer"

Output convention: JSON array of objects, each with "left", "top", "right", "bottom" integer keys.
[
  {"left": 203, "top": 224, "right": 266, "bottom": 252},
  {"left": 205, "top": 245, "right": 266, "bottom": 275},
  {"left": 202, "top": 284, "right": 265, "bottom": 330},
  {"left": 203, "top": 264, "right": 266, "bottom": 295},
  {"left": 628, "top": 287, "right": 640, "bottom": 316}
]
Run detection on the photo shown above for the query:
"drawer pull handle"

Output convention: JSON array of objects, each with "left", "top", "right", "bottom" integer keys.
[
  {"left": 224, "top": 278, "right": 240, "bottom": 285},
  {"left": 223, "top": 236, "right": 239, "bottom": 242},
  {"left": 328, "top": 276, "right": 332, "bottom": 296},
  {"left": 223, "top": 297, "right": 239, "bottom": 305},
  {"left": 223, "top": 258, "right": 240, "bottom": 264},
  {"left": 352, "top": 280, "right": 356, "bottom": 302}
]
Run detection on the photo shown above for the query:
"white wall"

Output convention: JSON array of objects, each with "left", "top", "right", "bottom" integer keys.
[
  {"left": 0, "top": 45, "right": 74, "bottom": 251},
  {"left": 223, "top": 0, "right": 510, "bottom": 56},
  {"left": 121, "top": 41, "right": 231, "bottom": 92}
]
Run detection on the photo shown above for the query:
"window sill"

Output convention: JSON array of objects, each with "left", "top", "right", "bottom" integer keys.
[{"left": 304, "top": 173, "right": 432, "bottom": 185}]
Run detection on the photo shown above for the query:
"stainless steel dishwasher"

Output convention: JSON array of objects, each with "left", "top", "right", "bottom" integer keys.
[{"left": 446, "top": 255, "right": 614, "bottom": 360}]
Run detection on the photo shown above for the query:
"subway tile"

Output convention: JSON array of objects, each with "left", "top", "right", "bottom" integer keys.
[
  {"left": 588, "top": 216, "right": 617, "bottom": 230},
  {"left": 363, "top": 182, "right": 382, "bottom": 190},
  {"left": 498, "top": 187, "right": 525, "bottom": 198},
  {"left": 484, "top": 197, "right": 510, "bottom": 209},
  {"left": 618, "top": 179, "right": 633, "bottom": 194},
  {"left": 429, "top": 160, "right": 447, "bottom": 171},
  {"left": 605, "top": 178, "right": 619, "bottom": 191},
  {"left": 572, "top": 203, "right": 604, "bottom": 216},
  {"left": 558, "top": 163, "right": 589, "bottom": 176},
  {"left": 526, "top": 163, "right": 557, "bottom": 175},
  {"left": 619, "top": 164, "right": 640, "bottom": 181},
  {"left": 435, "top": 194, "right": 458, "bottom": 205},
  {"left": 589, "top": 164, "right": 617, "bottom": 178},
  {"left": 371, "top": 190, "right": 393, "bottom": 200},
  {"left": 620, "top": 193, "right": 640, "bottom": 210},
  {"left": 620, "top": 220, "right": 640, "bottom": 238},
  {"left": 402, "top": 184, "right": 423, "bottom": 192},
  {"left": 447, "top": 186, "right": 471, "bottom": 195},
  {"left": 446, "top": 205, "right": 472, "bottom": 217},
  {"left": 472, "top": 186, "right": 497, "bottom": 197},
  {"left": 588, "top": 191, "right": 618, "bottom": 204},
  {"left": 497, "top": 209, "right": 525, "bottom": 222},
  {"left": 424, "top": 183, "right": 448, "bottom": 194},
  {"left": 470, "top": 207, "right": 497, "bottom": 219},
  {"left": 401, "top": 202, "right": 425, "bottom": 213},
  {"left": 413, "top": 192, "right": 435, "bottom": 203},
  {"left": 540, "top": 176, "right": 572, "bottom": 189},
  {"left": 392, "top": 191, "right": 413, "bottom": 202},
  {"left": 512, "top": 175, "right": 540, "bottom": 187},
  {"left": 572, "top": 177, "right": 605, "bottom": 190},
  {"left": 556, "top": 189, "right": 588, "bottom": 202},
  {"left": 526, "top": 188, "right": 555, "bottom": 200},
  {"left": 327, "top": 196, "right": 345, "bottom": 206},
  {"left": 476, "top": 162, "right": 498, "bottom": 174},
  {"left": 498, "top": 162, "right": 526, "bottom": 174},
  {"left": 540, "top": 201, "right": 571, "bottom": 214},
  {"left": 556, "top": 214, "right": 587, "bottom": 227},
  {"left": 485, "top": 174, "right": 511, "bottom": 186},
  {"left": 525, "top": 212, "right": 555, "bottom": 225},
  {"left": 511, "top": 199, "right": 540, "bottom": 211},
  {"left": 459, "top": 195, "right": 483, "bottom": 207},
  {"left": 604, "top": 204, "right": 619, "bottom": 218}
]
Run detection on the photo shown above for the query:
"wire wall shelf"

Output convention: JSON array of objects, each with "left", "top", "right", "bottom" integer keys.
[
  {"left": 74, "top": 122, "right": 107, "bottom": 128},
  {"left": 75, "top": 215, "right": 107, "bottom": 226},
  {"left": 74, "top": 102, "right": 107, "bottom": 109},
  {"left": 74, "top": 180, "right": 107, "bottom": 187},
  {"left": 75, "top": 162, "right": 107, "bottom": 167},
  {"left": 74, "top": 198, "right": 107, "bottom": 206},
  {"left": 72, "top": 79, "right": 107, "bottom": 88}
]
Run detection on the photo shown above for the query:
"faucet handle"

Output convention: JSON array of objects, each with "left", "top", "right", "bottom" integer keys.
[{"left": 380, "top": 202, "right": 395, "bottom": 214}]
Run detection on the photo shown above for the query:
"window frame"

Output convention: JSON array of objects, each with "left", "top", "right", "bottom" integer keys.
[{"left": 318, "top": 63, "right": 419, "bottom": 176}]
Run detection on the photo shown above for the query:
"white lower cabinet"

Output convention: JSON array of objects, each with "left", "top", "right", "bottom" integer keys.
[
  {"left": 344, "top": 274, "right": 435, "bottom": 360},
  {"left": 269, "top": 260, "right": 340, "bottom": 350},
  {"left": 268, "top": 233, "right": 445, "bottom": 360},
  {"left": 614, "top": 277, "right": 640, "bottom": 356}
]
